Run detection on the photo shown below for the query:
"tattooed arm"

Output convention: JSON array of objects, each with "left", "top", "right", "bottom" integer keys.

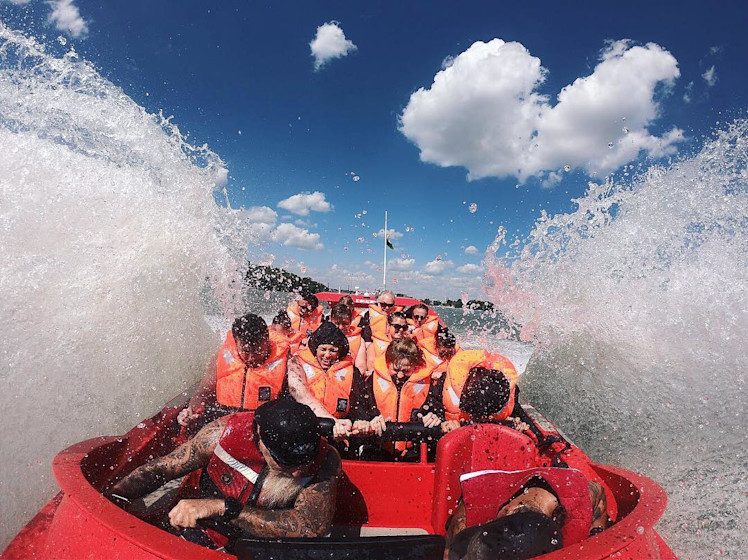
[
  {"left": 588, "top": 481, "right": 609, "bottom": 533},
  {"left": 108, "top": 418, "right": 226, "bottom": 500},
  {"left": 230, "top": 444, "right": 342, "bottom": 538}
]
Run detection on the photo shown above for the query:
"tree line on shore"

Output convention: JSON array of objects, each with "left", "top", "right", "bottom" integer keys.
[{"left": 244, "top": 262, "right": 494, "bottom": 310}]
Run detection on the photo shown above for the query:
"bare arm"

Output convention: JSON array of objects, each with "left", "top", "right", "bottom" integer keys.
[
  {"left": 588, "top": 481, "right": 609, "bottom": 532},
  {"left": 286, "top": 356, "right": 335, "bottom": 419},
  {"left": 354, "top": 341, "right": 367, "bottom": 374},
  {"left": 230, "top": 445, "right": 341, "bottom": 538},
  {"left": 365, "top": 343, "right": 376, "bottom": 374},
  {"left": 109, "top": 418, "right": 225, "bottom": 500}
]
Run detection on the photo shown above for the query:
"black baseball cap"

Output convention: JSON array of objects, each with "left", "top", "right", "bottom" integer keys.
[{"left": 253, "top": 398, "right": 322, "bottom": 467}]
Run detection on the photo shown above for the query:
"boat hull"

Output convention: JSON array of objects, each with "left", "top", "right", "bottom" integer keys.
[{"left": 3, "top": 401, "right": 677, "bottom": 560}]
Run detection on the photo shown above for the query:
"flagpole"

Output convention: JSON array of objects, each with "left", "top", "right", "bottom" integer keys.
[{"left": 383, "top": 211, "right": 388, "bottom": 290}]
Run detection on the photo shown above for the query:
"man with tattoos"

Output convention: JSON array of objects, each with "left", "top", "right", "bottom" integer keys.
[
  {"left": 109, "top": 398, "right": 341, "bottom": 548},
  {"left": 444, "top": 468, "right": 611, "bottom": 560}
]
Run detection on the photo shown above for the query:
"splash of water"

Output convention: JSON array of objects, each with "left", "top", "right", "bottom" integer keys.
[
  {"left": 485, "top": 120, "right": 747, "bottom": 558},
  {"left": 0, "top": 24, "right": 250, "bottom": 546}
]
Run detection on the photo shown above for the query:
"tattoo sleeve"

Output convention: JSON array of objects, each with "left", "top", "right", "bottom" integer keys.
[
  {"left": 109, "top": 419, "right": 225, "bottom": 500},
  {"left": 230, "top": 447, "right": 341, "bottom": 538},
  {"left": 588, "top": 481, "right": 609, "bottom": 529}
]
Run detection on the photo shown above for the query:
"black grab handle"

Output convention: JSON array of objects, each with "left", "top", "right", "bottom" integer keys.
[{"left": 316, "top": 418, "right": 442, "bottom": 442}]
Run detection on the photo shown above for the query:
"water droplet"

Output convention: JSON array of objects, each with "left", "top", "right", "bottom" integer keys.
[
  {"left": 352, "top": 175, "right": 360, "bottom": 182},
  {"left": 622, "top": 126, "right": 629, "bottom": 134},
  {"left": 468, "top": 202, "right": 478, "bottom": 214},
  {"left": 57, "top": 36, "right": 67, "bottom": 46},
  {"left": 636, "top": 526, "right": 645, "bottom": 535},
  {"left": 564, "top": 164, "right": 571, "bottom": 172},
  {"left": 608, "top": 142, "right": 614, "bottom": 149}
]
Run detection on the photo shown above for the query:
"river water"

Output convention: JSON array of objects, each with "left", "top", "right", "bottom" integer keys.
[{"left": 1, "top": 23, "right": 745, "bottom": 558}]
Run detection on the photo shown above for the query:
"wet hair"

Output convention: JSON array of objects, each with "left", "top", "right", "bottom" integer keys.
[
  {"left": 253, "top": 398, "right": 321, "bottom": 467},
  {"left": 387, "top": 311, "right": 408, "bottom": 325},
  {"left": 385, "top": 338, "right": 425, "bottom": 368},
  {"left": 338, "top": 295, "right": 354, "bottom": 307},
  {"left": 308, "top": 322, "right": 349, "bottom": 360},
  {"left": 412, "top": 303, "right": 429, "bottom": 315},
  {"left": 271, "top": 310, "right": 292, "bottom": 331},
  {"left": 299, "top": 291, "right": 319, "bottom": 309},
  {"left": 330, "top": 302, "right": 353, "bottom": 324},
  {"left": 377, "top": 290, "right": 396, "bottom": 303},
  {"left": 436, "top": 327, "right": 457, "bottom": 350},
  {"left": 459, "top": 367, "right": 511, "bottom": 419},
  {"left": 449, "top": 511, "right": 562, "bottom": 560},
  {"left": 231, "top": 314, "right": 270, "bottom": 347}
]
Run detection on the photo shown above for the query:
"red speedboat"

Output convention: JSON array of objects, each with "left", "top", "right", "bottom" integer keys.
[{"left": 3, "top": 294, "right": 678, "bottom": 560}]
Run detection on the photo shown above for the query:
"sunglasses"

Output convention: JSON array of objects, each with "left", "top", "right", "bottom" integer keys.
[
  {"left": 379, "top": 302, "right": 395, "bottom": 308},
  {"left": 413, "top": 314, "right": 428, "bottom": 320},
  {"left": 390, "top": 323, "right": 409, "bottom": 331}
]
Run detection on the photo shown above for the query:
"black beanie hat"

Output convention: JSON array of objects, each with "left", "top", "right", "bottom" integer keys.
[
  {"left": 308, "top": 322, "right": 349, "bottom": 360},
  {"left": 449, "top": 511, "right": 562, "bottom": 560},
  {"left": 253, "top": 398, "right": 322, "bottom": 467}
]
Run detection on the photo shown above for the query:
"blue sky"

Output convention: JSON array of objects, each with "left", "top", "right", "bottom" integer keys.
[{"left": 2, "top": 0, "right": 746, "bottom": 299}]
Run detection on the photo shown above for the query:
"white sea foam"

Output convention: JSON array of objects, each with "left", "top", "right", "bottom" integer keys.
[
  {"left": 0, "top": 24, "right": 250, "bottom": 546},
  {"left": 484, "top": 121, "right": 747, "bottom": 558}
]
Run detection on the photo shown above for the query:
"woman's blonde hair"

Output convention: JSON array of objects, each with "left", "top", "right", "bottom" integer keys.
[{"left": 385, "top": 337, "right": 424, "bottom": 368}]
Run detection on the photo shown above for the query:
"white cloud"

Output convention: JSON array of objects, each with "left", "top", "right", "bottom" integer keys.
[
  {"left": 277, "top": 191, "right": 332, "bottom": 216},
  {"left": 47, "top": 0, "right": 88, "bottom": 38},
  {"left": 245, "top": 206, "right": 278, "bottom": 225},
  {"left": 457, "top": 263, "right": 482, "bottom": 274},
  {"left": 388, "top": 258, "right": 415, "bottom": 271},
  {"left": 464, "top": 245, "right": 479, "bottom": 255},
  {"left": 373, "top": 228, "right": 403, "bottom": 240},
  {"left": 423, "top": 259, "right": 454, "bottom": 275},
  {"left": 271, "top": 223, "right": 324, "bottom": 251},
  {"left": 399, "top": 39, "right": 683, "bottom": 183},
  {"left": 309, "top": 21, "right": 357, "bottom": 70},
  {"left": 702, "top": 65, "right": 717, "bottom": 87},
  {"left": 683, "top": 81, "right": 694, "bottom": 104}
]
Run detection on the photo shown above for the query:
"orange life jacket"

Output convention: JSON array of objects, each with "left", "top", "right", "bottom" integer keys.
[
  {"left": 367, "top": 304, "right": 401, "bottom": 339},
  {"left": 369, "top": 330, "right": 393, "bottom": 360},
  {"left": 296, "top": 347, "right": 356, "bottom": 418},
  {"left": 286, "top": 301, "right": 323, "bottom": 338},
  {"left": 371, "top": 355, "right": 433, "bottom": 423},
  {"left": 341, "top": 325, "right": 363, "bottom": 360},
  {"left": 215, "top": 331, "right": 288, "bottom": 410},
  {"left": 410, "top": 315, "right": 441, "bottom": 347},
  {"left": 419, "top": 341, "right": 460, "bottom": 378},
  {"left": 442, "top": 349, "right": 517, "bottom": 421}
]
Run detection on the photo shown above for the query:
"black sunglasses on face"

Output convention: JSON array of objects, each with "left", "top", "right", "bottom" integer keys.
[
  {"left": 379, "top": 302, "right": 395, "bottom": 308},
  {"left": 413, "top": 314, "right": 427, "bottom": 320},
  {"left": 390, "top": 323, "right": 409, "bottom": 331}
]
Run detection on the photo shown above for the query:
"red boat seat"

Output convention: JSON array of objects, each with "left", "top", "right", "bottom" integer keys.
[{"left": 431, "top": 424, "right": 539, "bottom": 535}]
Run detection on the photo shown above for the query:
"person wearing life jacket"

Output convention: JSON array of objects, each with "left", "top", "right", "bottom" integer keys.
[
  {"left": 353, "top": 338, "right": 444, "bottom": 442},
  {"left": 360, "top": 290, "right": 401, "bottom": 345},
  {"left": 109, "top": 399, "right": 341, "bottom": 547},
  {"left": 419, "top": 326, "right": 458, "bottom": 379},
  {"left": 177, "top": 314, "right": 289, "bottom": 428},
  {"left": 284, "top": 291, "right": 323, "bottom": 352},
  {"left": 337, "top": 295, "right": 364, "bottom": 327},
  {"left": 330, "top": 302, "right": 367, "bottom": 372},
  {"left": 441, "top": 349, "right": 518, "bottom": 423},
  {"left": 409, "top": 303, "right": 442, "bottom": 351},
  {"left": 286, "top": 322, "right": 368, "bottom": 441},
  {"left": 445, "top": 466, "right": 610, "bottom": 560},
  {"left": 365, "top": 311, "right": 410, "bottom": 374}
]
